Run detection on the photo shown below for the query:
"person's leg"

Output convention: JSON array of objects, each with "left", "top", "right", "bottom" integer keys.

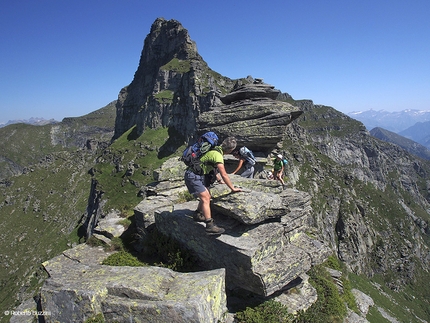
[
  {"left": 274, "top": 170, "right": 284, "bottom": 185},
  {"left": 241, "top": 165, "right": 254, "bottom": 178},
  {"left": 197, "top": 188, "right": 224, "bottom": 234},
  {"left": 185, "top": 170, "right": 207, "bottom": 221},
  {"left": 197, "top": 189, "right": 211, "bottom": 220}
]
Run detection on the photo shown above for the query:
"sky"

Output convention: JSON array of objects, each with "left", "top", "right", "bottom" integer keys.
[{"left": 1, "top": 0, "right": 429, "bottom": 124}]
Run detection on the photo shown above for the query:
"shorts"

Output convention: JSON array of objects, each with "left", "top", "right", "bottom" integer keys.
[
  {"left": 184, "top": 169, "right": 207, "bottom": 196},
  {"left": 241, "top": 164, "right": 254, "bottom": 178}
]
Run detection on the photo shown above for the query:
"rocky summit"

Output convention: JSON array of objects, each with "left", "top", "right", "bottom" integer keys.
[{"left": 113, "top": 18, "right": 234, "bottom": 143}]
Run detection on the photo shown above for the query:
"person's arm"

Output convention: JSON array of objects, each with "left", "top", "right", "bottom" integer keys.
[
  {"left": 231, "top": 159, "right": 244, "bottom": 175},
  {"left": 217, "top": 163, "right": 242, "bottom": 192},
  {"left": 216, "top": 173, "right": 224, "bottom": 184}
]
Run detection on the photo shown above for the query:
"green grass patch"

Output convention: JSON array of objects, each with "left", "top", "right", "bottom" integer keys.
[
  {"left": 349, "top": 272, "right": 429, "bottom": 323},
  {"left": 160, "top": 58, "right": 191, "bottom": 73},
  {"left": 92, "top": 126, "right": 181, "bottom": 212},
  {"left": 235, "top": 299, "right": 294, "bottom": 323},
  {"left": 154, "top": 90, "right": 174, "bottom": 103},
  {"left": 102, "top": 251, "right": 147, "bottom": 267}
]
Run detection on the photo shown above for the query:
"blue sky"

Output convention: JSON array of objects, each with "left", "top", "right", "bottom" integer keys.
[{"left": 1, "top": 0, "right": 429, "bottom": 124}]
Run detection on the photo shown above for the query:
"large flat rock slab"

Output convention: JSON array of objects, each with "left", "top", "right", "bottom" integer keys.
[
  {"left": 40, "top": 244, "right": 227, "bottom": 323},
  {"left": 155, "top": 202, "right": 313, "bottom": 296}
]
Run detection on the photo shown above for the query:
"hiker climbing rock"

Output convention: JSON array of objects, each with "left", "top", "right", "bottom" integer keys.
[
  {"left": 273, "top": 154, "right": 286, "bottom": 189},
  {"left": 183, "top": 135, "right": 242, "bottom": 234},
  {"left": 231, "top": 146, "right": 256, "bottom": 178}
]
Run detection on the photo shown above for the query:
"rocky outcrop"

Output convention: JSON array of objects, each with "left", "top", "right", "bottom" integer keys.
[
  {"left": 113, "top": 18, "right": 235, "bottom": 142},
  {"left": 198, "top": 79, "right": 303, "bottom": 153},
  {"left": 219, "top": 78, "right": 280, "bottom": 104},
  {"left": 137, "top": 161, "right": 331, "bottom": 297},
  {"left": 283, "top": 100, "right": 430, "bottom": 291},
  {"left": 112, "top": 18, "right": 302, "bottom": 154},
  {"left": 40, "top": 244, "right": 227, "bottom": 323},
  {"left": 35, "top": 156, "right": 329, "bottom": 321}
]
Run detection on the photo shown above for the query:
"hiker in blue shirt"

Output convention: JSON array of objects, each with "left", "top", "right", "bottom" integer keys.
[{"left": 231, "top": 147, "right": 255, "bottom": 178}]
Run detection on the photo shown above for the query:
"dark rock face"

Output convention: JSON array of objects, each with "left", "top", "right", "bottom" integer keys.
[{"left": 113, "top": 18, "right": 235, "bottom": 142}]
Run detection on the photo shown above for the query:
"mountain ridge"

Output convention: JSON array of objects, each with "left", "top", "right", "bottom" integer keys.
[
  {"left": 0, "top": 117, "right": 59, "bottom": 128},
  {"left": 370, "top": 126, "right": 430, "bottom": 160},
  {"left": 348, "top": 108, "right": 430, "bottom": 133},
  {"left": 1, "top": 17, "right": 429, "bottom": 323}
]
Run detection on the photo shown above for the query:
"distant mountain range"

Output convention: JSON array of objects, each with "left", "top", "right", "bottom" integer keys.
[
  {"left": 348, "top": 109, "right": 430, "bottom": 153},
  {"left": 348, "top": 109, "right": 430, "bottom": 133},
  {"left": 399, "top": 121, "right": 430, "bottom": 150},
  {"left": 0, "top": 117, "right": 59, "bottom": 128},
  {"left": 370, "top": 127, "right": 430, "bottom": 160}
]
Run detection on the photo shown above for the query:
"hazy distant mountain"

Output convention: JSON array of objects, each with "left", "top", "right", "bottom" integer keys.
[
  {"left": 348, "top": 109, "right": 430, "bottom": 133},
  {"left": 0, "top": 117, "right": 59, "bottom": 128},
  {"left": 399, "top": 121, "right": 430, "bottom": 150},
  {"left": 370, "top": 127, "right": 430, "bottom": 160}
]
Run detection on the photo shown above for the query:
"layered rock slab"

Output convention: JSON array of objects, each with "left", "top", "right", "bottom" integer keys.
[
  {"left": 40, "top": 244, "right": 227, "bottom": 323},
  {"left": 198, "top": 98, "right": 302, "bottom": 153},
  {"left": 155, "top": 201, "right": 313, "bottom": 296}
]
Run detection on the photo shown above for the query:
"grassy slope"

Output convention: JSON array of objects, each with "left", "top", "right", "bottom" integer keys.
[{"left": 0, "top": 103, "right": 116, "bottom": 320}]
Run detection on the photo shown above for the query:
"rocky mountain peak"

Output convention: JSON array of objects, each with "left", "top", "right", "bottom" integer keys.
[
  {"left": 141, "top": 18, "right": 198, "bottom": 69},
  {"left": 113, "top": 18, "right": 234, "bottom": 143}
]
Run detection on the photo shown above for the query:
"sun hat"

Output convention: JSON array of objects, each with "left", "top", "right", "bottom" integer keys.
[{"left": 277, "top": 154, "right": 282, "bottom": 158}]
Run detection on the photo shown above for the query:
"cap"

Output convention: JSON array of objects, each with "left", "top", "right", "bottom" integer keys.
[{"left": 277, "top": 154, "right": 283, "bottom": 159}]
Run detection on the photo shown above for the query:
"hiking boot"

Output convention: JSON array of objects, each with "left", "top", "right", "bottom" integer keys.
[
  {"left": 193, "top": 210, "right": 205, "bottom": 222},
  {"left": 205, "top": 218, "right": 225, "bottom": 234}
]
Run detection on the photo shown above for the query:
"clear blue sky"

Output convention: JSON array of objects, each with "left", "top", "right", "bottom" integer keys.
[{"left": 1, "top": 0, "right": 429, "bottom": 124}]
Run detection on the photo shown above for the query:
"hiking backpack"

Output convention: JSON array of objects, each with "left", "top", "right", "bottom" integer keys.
[
  {"left": 282, "top": 158, "right": 288, "bottom": 166},
  {"left": 181, "top": 131, "right": 219, "bottom": 174},
  {"left": 239, "top": 146, "right": 256, "bottom": 166}
]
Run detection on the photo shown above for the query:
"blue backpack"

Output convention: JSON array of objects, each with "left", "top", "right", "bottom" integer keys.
[
  {"left": 181, "top": 132, "right": 219, "bottom": 174},
  {"left": 239, "top": 146, "right": 256, "bottom": 166}
]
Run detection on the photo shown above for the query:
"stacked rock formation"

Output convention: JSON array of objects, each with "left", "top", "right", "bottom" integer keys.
[{"left": 198, "top": 78, "right": 303, "bottom": 153}]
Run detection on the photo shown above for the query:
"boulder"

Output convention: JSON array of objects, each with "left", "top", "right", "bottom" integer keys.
[
  {"left": 273, "top": 274, "right": 318, "bottom": 314},
  {"left": 154, "top": 200, "right": 325, "bottom": 296},
  {"left": 219, "top": 81, "right": 280, "bottom": 104},
  {"left": 40, "top": 244, "right": 227, "bottom": 323},
  {"left": 198, "top": 98, "right": 303, "bottom": 153},
  {"left": 352, "top": 289, "right": 374, "bottom": 316},
  {"left": 93, "top": 209, "right": 126, "bottom": 239},
  {"left": 209, "top": 185, "right": 288, "bottom": 225}
]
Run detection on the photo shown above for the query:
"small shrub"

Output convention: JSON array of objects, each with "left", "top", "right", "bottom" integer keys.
[
  {"left": 235, "top": 299, "right": 294, "bottom": 323},
  {"left": 295, "top": 265, "right": 347, "bottom": 323},
  {"left": 86, "top": 236, "right": 107, "bottom": 248},
  {"left": 102, "top": 251, "right": 147, "bottom": 267},
  {"left": 112, "top": 236, "right": 125, "bottom": 249},
  {"left": 84, "top": 313, "right": 105, "bottom": 323},
  {"left": 325, "top": 255, "right": 342, "bottom": 271}
]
